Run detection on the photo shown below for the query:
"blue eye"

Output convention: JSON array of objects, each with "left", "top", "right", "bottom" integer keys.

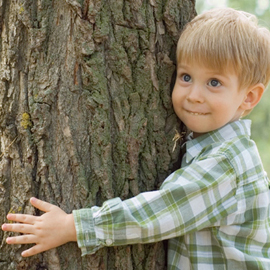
[
  {"left": 209, "top": 79, "right": 221, "bottom": 87},
  {"left": 182, "top": 74, "right": 191, "bottom": 82}
]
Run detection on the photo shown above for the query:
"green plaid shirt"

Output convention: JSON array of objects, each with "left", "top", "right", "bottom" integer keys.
[{"left": 73, "top": 120, "right": 270, "bottom": 269}]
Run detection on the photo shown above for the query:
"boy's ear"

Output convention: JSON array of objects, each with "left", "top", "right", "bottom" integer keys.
[{"left": 240, "top": 83, "right": 265, "bottom": 110}]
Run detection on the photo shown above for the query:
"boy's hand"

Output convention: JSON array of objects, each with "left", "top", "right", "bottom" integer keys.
[{"left": 1, "top": 197, "right": 77, "bottom": 257}]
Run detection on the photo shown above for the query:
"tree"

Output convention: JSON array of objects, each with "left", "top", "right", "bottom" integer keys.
[{"left": 0, "top": 0, "right": 196, "bottom": 269}]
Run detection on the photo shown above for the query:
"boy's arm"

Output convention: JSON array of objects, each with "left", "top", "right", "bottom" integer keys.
[
  {"left": 72, "top": 154, "right": 244, "bottom": 255},
  {"left": 1, "top": 197, "right": 77, "bottom": 257}
]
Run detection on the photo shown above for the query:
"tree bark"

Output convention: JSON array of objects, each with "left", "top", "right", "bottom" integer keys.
[{"left": 0, "top": 0, "right": 196, "bottom": 269}]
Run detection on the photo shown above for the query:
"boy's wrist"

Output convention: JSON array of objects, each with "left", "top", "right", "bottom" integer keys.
[{"left": 66, "top": 213, "right": 77, "bottom": 242}]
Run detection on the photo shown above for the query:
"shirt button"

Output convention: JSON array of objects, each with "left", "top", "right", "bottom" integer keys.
[{"left": 106, "top": 239, "right": 113, "bottom": 245}]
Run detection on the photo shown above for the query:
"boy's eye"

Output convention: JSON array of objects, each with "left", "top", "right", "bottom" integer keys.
[
  {"left": 182, "top": 74, "right": 192, "bottom": 82},
  {"left": 208, "top": 79, "right": 221, "bottom": 87}
]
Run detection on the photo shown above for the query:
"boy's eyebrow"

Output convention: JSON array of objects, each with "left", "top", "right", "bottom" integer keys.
[
  {"left": 177, "top": 64, "right": 193, "bottom": 73},
  {"left": 177, "top": 64, "right": 189, "bottom": 70}
]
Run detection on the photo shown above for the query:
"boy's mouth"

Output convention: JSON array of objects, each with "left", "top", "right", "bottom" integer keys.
[{"left": 185, "top": 110, "right": 209, "bottom": 116}]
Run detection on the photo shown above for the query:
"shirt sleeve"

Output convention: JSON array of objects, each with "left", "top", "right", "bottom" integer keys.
[{"left": 73, "top": 153, "right": 239, "bottom": 255}]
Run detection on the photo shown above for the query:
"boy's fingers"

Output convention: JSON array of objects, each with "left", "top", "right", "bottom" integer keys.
[
  {"left": 6, "top": 234, "right": 36, "bottom": 245},
  {"left": 6, "top": 213, "right": 37, "bottom": 224},
  {"left": 30, "top": 197, "right": 54, "bottom": 213},
  {"left": 2, "top": 223, "right": 34, "bottom": 234},
  {"left": 21, "top": 245, "right": 43, "bottom": 257}
]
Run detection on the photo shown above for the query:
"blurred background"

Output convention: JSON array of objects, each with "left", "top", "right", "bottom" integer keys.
[{"left": 196, "top": 0, "right": 270, "bottom": 177}]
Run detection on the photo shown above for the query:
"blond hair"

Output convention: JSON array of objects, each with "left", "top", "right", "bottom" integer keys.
[{"left": 177, "top": 8, "right": 270, "bottom": 91}]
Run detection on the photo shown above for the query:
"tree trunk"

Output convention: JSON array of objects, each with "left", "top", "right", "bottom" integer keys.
[{"left": 0, "top": 0, "right": 196, "bottom": 269}]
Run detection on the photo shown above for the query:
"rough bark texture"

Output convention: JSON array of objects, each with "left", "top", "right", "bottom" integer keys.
[{"left": 0, "top": 0, "right": 196, "bottom": 269}]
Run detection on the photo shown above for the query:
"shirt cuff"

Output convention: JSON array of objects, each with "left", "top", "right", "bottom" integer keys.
[{"left": 73, "top": 208, "right": 101, "bottom": 256}]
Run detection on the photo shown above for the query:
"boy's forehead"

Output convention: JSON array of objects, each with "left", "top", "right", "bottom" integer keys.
[{"left": 177, "top": 61, "right": 235, "bottom": 75}]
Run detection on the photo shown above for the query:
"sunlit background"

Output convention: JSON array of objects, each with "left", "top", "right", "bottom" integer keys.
[{"left": 195, "top": 0, "right": 270, "bottom": 177}]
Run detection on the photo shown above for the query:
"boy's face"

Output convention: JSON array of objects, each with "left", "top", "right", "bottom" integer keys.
[{"left": 172, "top": 63, "right": 247, "bottom": 138}]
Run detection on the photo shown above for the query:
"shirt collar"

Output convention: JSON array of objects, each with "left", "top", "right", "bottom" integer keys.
[{"left": 184, "top": 119, "right": 251, "bottom": 164}]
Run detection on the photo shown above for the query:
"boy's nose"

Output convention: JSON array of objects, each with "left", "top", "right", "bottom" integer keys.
[{"left": 186, "top": 85, "right": 204, "bottom": 103}]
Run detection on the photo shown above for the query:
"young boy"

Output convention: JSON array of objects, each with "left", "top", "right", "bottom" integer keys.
[{"left": 2, "top": 7, "right": 270, "bottom": 270}]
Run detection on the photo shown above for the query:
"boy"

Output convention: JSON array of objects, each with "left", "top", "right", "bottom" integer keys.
[{"left": 2, "top": 8, "right": 270, "bottom": 270}]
